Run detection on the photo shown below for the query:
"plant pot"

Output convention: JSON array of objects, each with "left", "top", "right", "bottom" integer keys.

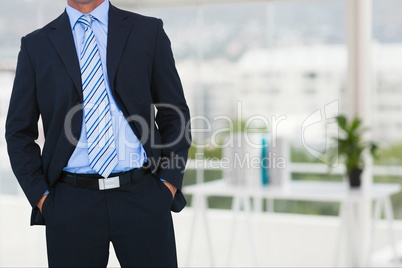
[{"left": 348, "top": 169, "right": 362, "bottom": 188}]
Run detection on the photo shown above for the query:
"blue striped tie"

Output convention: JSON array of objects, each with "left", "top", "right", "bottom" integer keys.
[{"left": 78, "top": 15, "right": 117, "bottom": 178}]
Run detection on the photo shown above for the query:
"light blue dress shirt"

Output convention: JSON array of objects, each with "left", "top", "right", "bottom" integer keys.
[{"left": 63, "top": 0, "right": 147, "bottom": 174}]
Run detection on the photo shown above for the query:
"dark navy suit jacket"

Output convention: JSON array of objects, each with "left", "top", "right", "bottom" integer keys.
[{"left": 5, "top": 3, "right": 191, "bottom": 225}]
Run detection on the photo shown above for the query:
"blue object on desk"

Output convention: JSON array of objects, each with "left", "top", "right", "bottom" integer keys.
[{"left": 261, "top": 137, "right": 269, "bottom": 186}]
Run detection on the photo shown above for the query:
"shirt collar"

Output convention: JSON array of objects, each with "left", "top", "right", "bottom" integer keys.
[{"left": 66, "top": 0, "right": 109, "bottom": 29}]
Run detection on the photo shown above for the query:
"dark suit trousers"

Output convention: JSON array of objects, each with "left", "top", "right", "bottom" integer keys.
[{"left": 41, "top": 172, "right": 177, "bottom": 267}]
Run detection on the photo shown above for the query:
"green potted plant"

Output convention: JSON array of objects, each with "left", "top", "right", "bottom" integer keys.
[{"left": 331, "top": 115, "right": 377, "bottom": 187}]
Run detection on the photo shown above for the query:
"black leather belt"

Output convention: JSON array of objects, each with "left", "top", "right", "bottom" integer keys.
[{"left": 60, "top": 167, "right": 150, "bottom": 190}]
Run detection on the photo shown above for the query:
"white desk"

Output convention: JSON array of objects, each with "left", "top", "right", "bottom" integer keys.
[{"left": 183, "top": 180, "right": 401, "bottom": 267}]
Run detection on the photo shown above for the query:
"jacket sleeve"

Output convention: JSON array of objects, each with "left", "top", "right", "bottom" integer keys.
[
  {"left": 5, "top": 37, "right": 48, "bottom": 208},
  {"left": 151, "top": 19, "right": 191, "bottom": 190}
]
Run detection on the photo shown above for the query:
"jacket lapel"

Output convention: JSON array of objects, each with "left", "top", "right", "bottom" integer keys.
[
  {"left": 107, "top": 4, "right": 132, "bottom": 92},
  {"left": 48, "top": 11, "right": 82, "bottom": 100}
]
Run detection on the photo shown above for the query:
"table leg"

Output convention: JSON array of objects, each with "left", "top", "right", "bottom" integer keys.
[
  {"left": 383, "top": 197, "right": 398, "bottom": 266},
  {"left": 366, "top": 197, "right": 383, "bottom": 267},
  {"left": 334, "top": 201, "right": 347, "bottom": 267},
  {"left": 348, "top": 202, "right": 360, "bottom": 267},
  {"left": 244, "top": 195, "right": 258, "bottom": 266},
  {"left": 203, "top": 195, "right": 215, "bottom": 266},
  {"left": 186, "top": 194, "right": 215, "bottom": 267},
  {"left": 186, "top": 194, "right": 200, "bottom": 267},
  {"left": 335, "top": 201, "right": 360, "bottom": 267},
  {"left": 225, "top": 195, "right": 242, "bottom": 266}
]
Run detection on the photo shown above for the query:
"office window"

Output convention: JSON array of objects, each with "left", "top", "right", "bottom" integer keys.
[
  {"left": 136, "top": 1, "right": 347, "bottom": 215},
  {"left": 372, "top": 0, "right": 402, "bottom": 218}
]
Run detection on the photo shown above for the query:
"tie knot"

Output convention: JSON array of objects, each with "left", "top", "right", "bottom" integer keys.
[{"left": 78, "top": 15, "right": 94, "bottom": 29}]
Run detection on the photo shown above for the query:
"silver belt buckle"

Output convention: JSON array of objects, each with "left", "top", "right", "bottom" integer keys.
[{"left": 98, "top": 176, "right": 120, "bottom": 190}]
